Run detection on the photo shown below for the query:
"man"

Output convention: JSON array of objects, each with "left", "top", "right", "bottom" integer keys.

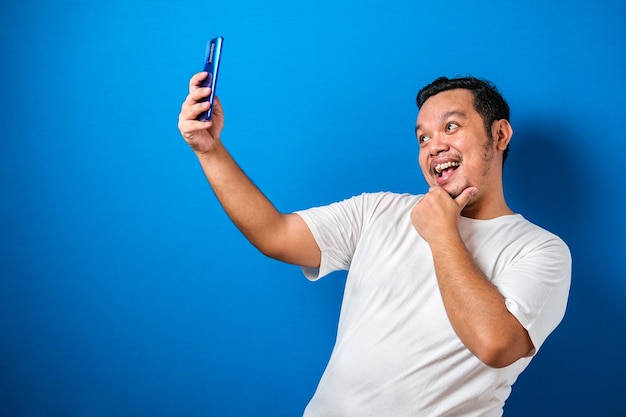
[{"left": 178, "top": 74, "right": 571, "bottom": 416}]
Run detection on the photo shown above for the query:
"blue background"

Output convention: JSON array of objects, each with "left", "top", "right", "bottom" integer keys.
[{"left": 1, "top": 0, "right": 625, "bottom": 415}]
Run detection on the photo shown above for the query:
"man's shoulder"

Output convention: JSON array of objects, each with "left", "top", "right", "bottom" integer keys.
[{"left": 489, "top": 214, "right": 571, "bottom": 256}]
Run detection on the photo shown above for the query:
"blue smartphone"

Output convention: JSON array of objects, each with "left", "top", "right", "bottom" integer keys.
[{"left": 197, "top": 36, "right": 223, "bottom": 121}]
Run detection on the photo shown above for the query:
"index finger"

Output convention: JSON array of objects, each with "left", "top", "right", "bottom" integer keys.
[
  {"left": 189, "top": 72, "right": 209, "bottom": 90},
  {"left": 454, "top": 187, "right": 478, "bottom": 210}
]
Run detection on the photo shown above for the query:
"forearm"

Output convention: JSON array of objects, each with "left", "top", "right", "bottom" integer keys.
[
  {"left": 429, "top": 233, "right": 532, "bottom": 367},
  {"left": 195, "top": 141, "right": 283, "bottom": 253},
  {"left": 194, "top": 142, "right": 320, "bottom": 267}
]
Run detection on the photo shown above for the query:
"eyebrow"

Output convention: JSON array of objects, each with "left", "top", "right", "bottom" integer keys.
[{"left": 415, "top": 110, "right": 468, "bottom": 135}]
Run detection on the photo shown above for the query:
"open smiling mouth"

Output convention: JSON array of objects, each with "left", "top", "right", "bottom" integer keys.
[{"left": 434, "top": 161, "right": 460, "bottom": 177}]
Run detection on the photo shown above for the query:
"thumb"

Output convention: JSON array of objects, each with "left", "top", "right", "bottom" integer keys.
[{"left": 455, "top": 187, "right": 478, "bottom": 210}]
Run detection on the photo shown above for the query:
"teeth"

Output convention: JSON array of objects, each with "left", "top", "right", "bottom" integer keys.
[{"left": 434, "top": 161, "right": 460, "bottom": 174}]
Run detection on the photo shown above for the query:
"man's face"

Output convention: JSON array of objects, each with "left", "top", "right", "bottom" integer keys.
[{"left": 415, "top": 89, "right": 500, "bottom": 200}]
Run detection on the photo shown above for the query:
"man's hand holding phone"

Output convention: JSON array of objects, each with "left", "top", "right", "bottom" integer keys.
[
  {"left": 178, "top": 72, "right": 224, "bottom": 154},
  {"left": 179, "top": 37, "right": 225, "bottom": 155}
]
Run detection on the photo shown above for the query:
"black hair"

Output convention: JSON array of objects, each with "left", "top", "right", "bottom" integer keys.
[{"left": 416, "top": 76, "right": 510, "bottom": 163}]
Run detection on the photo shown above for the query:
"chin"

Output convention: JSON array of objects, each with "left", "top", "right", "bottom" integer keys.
[{"left": 441, "top": 184, "right": 462, "bottom": 199}]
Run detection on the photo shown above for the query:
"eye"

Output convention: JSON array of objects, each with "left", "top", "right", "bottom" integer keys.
[
  {"left": 419, "top": 134, "right": 431, "bottom": 144},
  {"left": 446, "top": 122, "right": 459, "bottom": 132}
]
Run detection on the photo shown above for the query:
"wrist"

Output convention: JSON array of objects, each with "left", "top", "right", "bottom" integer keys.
[
  {"left": 427, "top": 229, "right": 464, "bottom": 252},
  {"left": 194, "top": 137, "right": 223, "bottom": 158}
]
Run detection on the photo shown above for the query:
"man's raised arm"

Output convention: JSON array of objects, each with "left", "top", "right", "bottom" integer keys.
[{"left": 178, "top": 72, "right": 321, "bottom": 268}]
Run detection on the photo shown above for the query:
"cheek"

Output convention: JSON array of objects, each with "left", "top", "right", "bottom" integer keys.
[{"left": 418, "top": 152, "right": 429, "bottom": 173}]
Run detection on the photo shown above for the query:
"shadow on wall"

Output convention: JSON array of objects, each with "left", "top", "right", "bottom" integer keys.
[{"left": 503, "top": 117, "right": 626, "bottom": 416}]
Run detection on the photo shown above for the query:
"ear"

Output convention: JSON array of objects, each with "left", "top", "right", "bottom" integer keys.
[{"left": 492, "top": 119, "right": 513, "bottom": 152}]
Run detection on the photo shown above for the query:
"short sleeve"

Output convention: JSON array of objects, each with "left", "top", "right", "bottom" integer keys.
[
  {"left": 498, "top": 236, "right": 572, "bottom": 355},
  {"left": 294, "top": 194, "right": 373, "bottom": 281}
]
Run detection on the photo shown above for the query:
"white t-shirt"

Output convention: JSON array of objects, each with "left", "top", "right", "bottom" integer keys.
[{"left": 296, "top": 192, "right": 571, "bottom": 417}]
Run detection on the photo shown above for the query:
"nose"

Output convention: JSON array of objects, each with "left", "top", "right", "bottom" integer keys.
[{"left": 427, "top": 134, "right": 449, "bottom": 156}]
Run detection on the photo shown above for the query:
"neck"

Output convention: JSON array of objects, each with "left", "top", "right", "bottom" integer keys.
[{"left": 461, "top": 192, "right": 513, "bottom": 220}]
